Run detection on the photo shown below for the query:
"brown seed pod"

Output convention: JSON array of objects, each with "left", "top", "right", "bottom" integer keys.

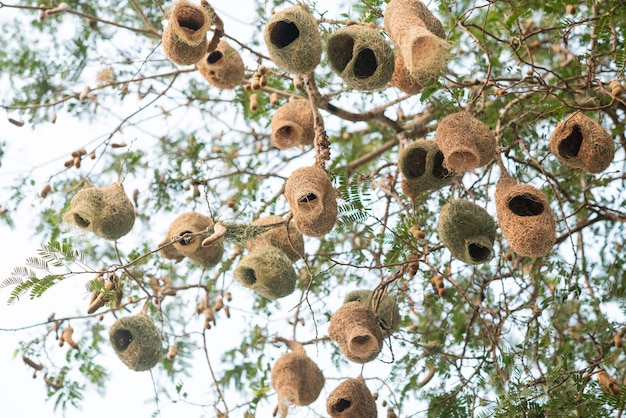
[
  {"left": 79, "top": 86, "right": 90, "bottom": 101},
  {"left": 62, "top": 327, "right": 79, "bottom": 349},
  {"left": 249, "top": 94, "right": 258, "bottom": 112},
  {"left": 329, "top": 301, "right": 384, "bottom": 363},
  {"left": 22, "top": 355, "right": 44, "bottom": 371},
  {"left": 327, "top": 376, "right": 377, "bottom": 418},
  {"left": 167, "top": 345, "right": 178, "bottom": 360},
  {"left": 196, "top": 40, "right": 245, "bottom": 90},
  {"left": 270, "top": 99, "right": 315, "bottom": 150},
  {"left": 9, "top": 118, "right": 25, "bottom": 127},
  {"left": 40, "top": 184, "right": 52, "bottom": 198},
  {"left": 161, "top": 0, "right": 211, "bottom": 65}
]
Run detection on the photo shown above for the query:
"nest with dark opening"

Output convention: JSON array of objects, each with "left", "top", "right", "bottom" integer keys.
[
  {"left": 196, "top": 40, "right": 245, "bottom": 89},
  {"left": 327, "top": 376, "right": 377, "bottom": 418},
  {"left": 233, "top": 246, "right": 297, "bottom": 300},
  {"left": 270, "top": 99, "right": 315, "bottom": 150},
  {"left": 329, "top": 301, "right": 384, "bottom": 363},
  {"left": 109, "top": 314, "right": 162, "bottom": 371},
  {"left": 162, "top": 0, "right": 212, "bottom": 65},
  {"left": 398, "top": 139, "right": 455, "bottom": 199},
  {"left": 344, "top": 289, "right": 400, "bottom": 336},
  {"left": 246, "top": 215, "right": 305, "bottom": 262}
]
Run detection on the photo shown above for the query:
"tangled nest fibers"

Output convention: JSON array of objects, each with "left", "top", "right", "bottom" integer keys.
[
  {"left": 264, "top": 3, "right": 322, "bottom": 74},
  {"left": 270, "top": 99, "right": 315, "bottom": 150},
  {"left": 436, "top": 111, "right": 496, "bottom": 172},
  {"left": 398, "top": 139, "right": 455, "bottom": 199},
  {"left": 246, "top": 215, "right": 305, "bottom": 262},
  {"left": 284, "top": 166, "right": 338, "bottom": 237},
  {"left": 329, "top": 301, "right": 384, "bottom": 363},
  {"left": 549, "top": 112, "right": 615, "bottom": 174},
  {"left": 65, "top": 181, "right": 135, "bottom": 241},
  {"left": 384, "top": 0, "right": 449, "bottom": 81},
  {"left": 495, "top": 176, "right": 556, "bottom": 258},
  {"left": 109, "top": 314, "right": 162, "bottom": 371},
  {"left": 327, "top": 376, "right": 377, "bottom": 418},
  {"left": 271, "top": 341, "right": 325, "bottom": 416},
  {"left": 326, "top": 25, "right": 395, "bottom": 91},
  {"left": 158, "top": 212, "right": 224, "bottom": 267},
  {"left": 344, "top": 289, "right": 400, "bottom": 336},
  {"left": 162, "top": 0, "right": 212, "bottom": 65},
  {"left": 437, "top": 199, "right": 497, "bottom": 265},
  {"left": 390, "top": 50, "right": 422, "bottom": 95},
  {"left": 233, "top": 246, "right": 297, "bottom": 300},
  {"left": 196, "top": 39, "right": 244, "bottom": 89}
]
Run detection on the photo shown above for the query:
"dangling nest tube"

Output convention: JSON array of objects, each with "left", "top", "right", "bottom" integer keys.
[
  {"left": 271, "top": 341, "right": 325, "bottom": 414},
  {"left": 270, "top": 99, "right": 315, "bottom": 150},
  {"left": 437, "top": 199, "right": 497, "bottom": 265},
  {"left": 109, "top": 314, "right": 162, "bottom": 371},
  {"left": 263, "top": 3, "right": 322, "bottom": 75},
  {"left": 327, "top": 376, "right": 377, "bottom": 418},
  {"left": 161, "top": 0, "right": 212, "bottom": 65},
  {"left": 549, "top": 112, "right": 615, "bottom": 174},
  {"left": 328, "top": 301, "right": 384, "bottom": 364},
  {"left": 246, "top": 215, "right": 305, "bottom": 262},
  {"left": 344, "top": 289, "right": 400, "bottom": 336},
  {"left": 384, "top": 0, "right": 450, "bottom": 81},
  {"left": 390, "top": 49, "right": 422, "bottom": 95},
  {"left": 284, "top": 166, "right": 338, "bottom": 237},
  {"left": 398, "top": 139, "right": 455, "bottom": 199},
  {"left": 233, "top": 246, "right": 297, "bottom": 300},
  {"left": 495, "top": 176, "right": 556, "bottom": 258},
  {"left": 196, "top": 40, "right": 245, "bottom": 89},
  {"left": 326, "top": 25, "right": 395, "bottom": 91},
  {"left": 436, "top": 111, "right": 496, "bottom": 172}
]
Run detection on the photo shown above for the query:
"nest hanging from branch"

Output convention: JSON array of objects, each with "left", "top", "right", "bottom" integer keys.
[
  {"left": 343, "top": 289, "right": 400, "bottom": 336},
  {"left": 196, "top": 39, "right": 245, "bottom": 89},
  {"left": 246, "top": 215, "right": 305, "bottom": 262},
  {"left": 233, "top": 246, "right": 297, "bottom": 300},
  {"left": 270, "top": 99, "right": 315, "bottom": 150},
  {"left": 162, "top": 0, "right": 212, "bottom": 65},
  {"left": 328, "top": 301, "right": 384, "bottom": 363},
  {"left": 327, "top": 376, "right": 377, "bottom": 418},
  {"left": 109, "top": 313, "right": 162, "bottom": 371},
  {"left": 398, "top": 139, "right": 455, "bottom": 199}
]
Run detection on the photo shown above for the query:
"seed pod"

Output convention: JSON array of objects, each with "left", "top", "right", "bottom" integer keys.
[
  {"left": 111, "top": 142, "right": 127, "bottom": 148},
  {"left": 22, "top": 355, "right": 44, "bottom": 371},
  {"left": 40, "top": 184, "right": 52, "bottom": 198},
  {"left": 249, "top": 94, "right": 258, "bottom": 112},
  {"left": 79, "top": 86, "right": 90, "bottom": 101},
  {"left": 62, "top": 327, "right": 79, "bottom": 349},
  {"left": 9, "top": 118, "right": 24, "bottom": 127},
  {"left": 167, "top": 345, "right": 178, "bottom": 360}
]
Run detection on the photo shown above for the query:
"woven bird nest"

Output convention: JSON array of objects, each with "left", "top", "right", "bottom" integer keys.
[
  {"left": 284, "top": 166, "right": 338, "bottom": 237},
  {"left": 264, "top": 3, "right": 322, "bottom": 74},
  {"left": 328, "top": 301, "right": 384, "bottom": 364},
  {"left": 344, "top": 289, "right": 400, "bottom": 336},
  {"left": 398, "top": 139, "right": 455, "bottom": 199},
  {"left": 233, "top": 246, "right": 297, "bottom": 300},
  {"left": 549, "top": 112, "right": 615, "bottom": 174},
  {"left": 390, "top": 50, "right": 422, "bottom": 95},
  {"left": 327, "top": 376, "right": 377, "bottom": 418},
  {"left": 196, "top": 40, "right": 245, "bottom": 89},
  {"left": 65, "top": 181, "right": 135, "bottom": 241},
  {"left": 109, "top": 314, "right": 162, "bottom": 371},
  {"left": 246, "top": 215, "right": 305, "bottom": 262},
  {"left": 158, "top": 212, "right": 224, "bottom": 267},
  {"left": 495, "top": 176, "right": 556, "bottom": 258},
  {"left": 384, "top": 0, "right": 449, "bottom": 81},
  {"left": 162, "top": 0, "right": 212, "bottom": 65},
  {"left": 436, "top": 111, "right": 496, "bottom": 172},
  {"left": 437, "top": 199, "right": 497, "bottom": 265},
  {"left": 270, "top": 99, "right": 315, "bottom": 150},
  {"left": 326, "top": 25, "right": 395, "bottom": 91}
]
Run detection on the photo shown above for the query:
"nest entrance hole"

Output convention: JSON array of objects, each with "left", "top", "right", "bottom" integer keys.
[
  {"left": 354, "top": 48, "right": 377, "bottom": 79},
  {"left": 112, "top": 329, "right": 133, "bottom": 351},
  {"left": 329, "top": 35, "right": 354, "bottom": 72},
  {"left": 508, "top": 194, "right": 544, "bottom": 217},
  {"left": 299, "top": 193, "right": 318, "bottom": 203},
  {"left": 277, "top": 126, "right": 296, "bottom": 144},
  {"left": 178, "top": 231, "right": 194, "bottom": 245},
  {"left": 240, "top": 267, "right": 257, "bottom": 285},
  {"left": 207, "top": 51, "right": 223, "bottom": 64},
  {"left": 74, "top": 213, "right": 90, "bottom": 228},
  {"left": 432, "top": 151, "right": 450, "bottom": 179},
  {"left": 351, "top": 335, "right": 371, "bottom": 346},
  {"left": 332, "top": 398, "right": 351, "bottom": 413},
  {"left": 558, "top": 124, "right": 583, "bottom": 159},
  {"left": 468, "top": 243, "right": 491, "bottom": 262},
  {"left": 404, "top": 147, "right": 427, "bottom": 179},
  {"left": 270, "top": 21, "right": 300, "bottom": 48},
  {"left": 177, "top": 8, "right": 206, "bottom": 31}
]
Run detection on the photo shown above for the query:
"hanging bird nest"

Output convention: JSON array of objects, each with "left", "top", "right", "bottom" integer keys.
[
  {"left": 390, "top": 50, "right": 422, "bottom": 95},
  {"left": 549, "top": 112, "right": 615, "bottom": 174},
  {"left": 162, "top": 0, "right": 212, "bottom": 65},
  {"left": 263, "top": 3, "right": 322, "bottom": 75},
  {"left": 109, "top": 313, "right": 162, "bottom": 371},
  {"left": 398, "top": 139, "right": 455, "bottom": 199},
  {"left": 271, "top": 341, "right": 325, "bottom": 414},
  {"left": 246, "top": 215, "right": 305, "bottom": 262},
  {"left": 495, "top": 176, "right": 556, "bottom": 258},
  {"left": 436, "top": 111, "right": 496, "bottom": 172},
  {"left": 384, "top": 0, "right": 450, "bottom": 81},
  {"left": 437, "top": 199, "right": 497, "bottom": 265},
  {"left": 284, "top": 166, "right": 338, "bottom": 237},
  {"left": 326, "top": 25, "right": 395, "bottom": 91},
  {"left": 158, "top": 212, "right": 224, "bottom": 267},
  {"left": 344, "top": 289, "right": 400, "bottom": 336},
  {"left": 270, "top": 99, "right": 315, "bottom": 150},
  {"left": 327, "top": 376, "right": 377, "bottom": 418},
  {"left": 196, "top": 39, "right": 245, "bottom": 89},
  {"left": 328, "top": 301, "right": 384, "bottom": 364},
  {"left": 233, "top": 246, "right": 297, "bottom": 300},
  {"left": 65, "top": 181, "right": 135, "bottom": 241}
]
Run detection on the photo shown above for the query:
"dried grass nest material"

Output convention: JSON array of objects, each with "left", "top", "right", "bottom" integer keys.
[
  {"left": 327, "top": 376, "right": 377, "bottom": 418},
  {"left": 270, "top": 99, "right": 315, "bottom": 150},
  {"left": 436, "top": 111, "right": 496, "bottom": 172},
  {"left": 196, "top": 39, "right": 245, "bottom": 89},
  {"left": 284, "top": 166, "right": 338, "bottom": 237},
  {"left": 263, "top": 3, "right": 322, "bottom": 75},
  {"left": 233, "top": 246, "right": 297, "bottom": 300},
  {"left": 495, "top": 176, "right": 556, "bottom": 258},
  {"left": 549, "top": 112, "right": 615, "bottom": 174},
  {"left": 326, "top": 25, "right": 395, "bottom": 91},
  {"left": 344, "top": 289, "right": 400, "bottom": 336},
  {"left": 398, "top": 139, "right": 455, "bottom": 199},
  {"left": 64, "top": 181, "right": 135, "bottom": 241},
  {"left": 328, "top": 301, "right": 384, "bottom": 364},
  {"left": 437, "top": 199, "right": 497, "bottom": 265},
  {"left": 158, "top": 212, "right": 224, "bottom": 267},
  {"left": 162, "top": 0, "right": 212, "bottom": 65},
  {"left": 390, "top": 50, "right": 422, "bottom": 95},
  {"left": 246, "top": 215, "right": 305, "bottom": 262},
  {"left": 109, "top": 314, "right": 162, "bottom": 371}
]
